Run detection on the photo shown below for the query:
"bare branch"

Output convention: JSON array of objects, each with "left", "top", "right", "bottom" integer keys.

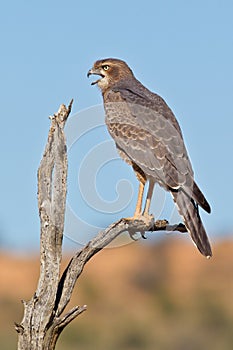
[
  {"left": 44, "top": 305, "right": 87, "bottom": 350},
  {"left": 17, "top": 101, "right": 72, "bottom": 350},
  {"left": 54, "top": 217, "right": 187, "bottom": 318},
  {"left": 16, "top": 99, "right": 187, "bottom": 350}
]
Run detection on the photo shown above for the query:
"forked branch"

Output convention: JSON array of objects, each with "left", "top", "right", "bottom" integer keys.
[{"left": 16, "top": 100, "right": 187, "bottom": 350}]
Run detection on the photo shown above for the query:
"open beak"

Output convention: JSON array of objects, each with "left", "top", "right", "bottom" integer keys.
[{"left": 87, "top": 68, "right": 104, "bottom": 85}]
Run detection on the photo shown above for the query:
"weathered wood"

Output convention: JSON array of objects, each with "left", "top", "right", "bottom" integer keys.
[
  {"left": 16, "top": 100, "right": 74, "bottom": 350},
  {"left": 16, "top": 100, "right": 188, "bottom": 349}
]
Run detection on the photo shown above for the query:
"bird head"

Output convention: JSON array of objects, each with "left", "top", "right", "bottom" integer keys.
[{"left": 87, "top": 58, "right": 134, "bottom": 91}]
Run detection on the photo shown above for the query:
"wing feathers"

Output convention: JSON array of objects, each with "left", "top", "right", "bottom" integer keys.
[{"left": 104, "top": 85, "right": 211, "bottom": 256}]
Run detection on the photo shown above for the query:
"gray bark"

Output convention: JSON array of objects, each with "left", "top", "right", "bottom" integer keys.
[{"left": 15, "top": 100, "right": 187, "bottom": 350}]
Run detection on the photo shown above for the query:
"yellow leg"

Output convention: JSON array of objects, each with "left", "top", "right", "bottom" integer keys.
[
  {"left": 143, "top": 180, "right": 155, "bottom": 216},
  {"left": 134, "top": 182, "right": 145, "bottom": 217}
]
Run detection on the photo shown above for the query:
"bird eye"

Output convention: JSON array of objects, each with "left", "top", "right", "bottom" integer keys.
[{"left": 102, "top": 65, "right": 110, "bottom": 71}]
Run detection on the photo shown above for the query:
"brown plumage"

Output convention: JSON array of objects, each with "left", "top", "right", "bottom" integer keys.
[{"left": 87, "top": 58, "right": 212, "bottom": 257}]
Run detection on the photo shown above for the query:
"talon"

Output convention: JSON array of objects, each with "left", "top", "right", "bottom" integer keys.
[
  {"left": 123, "top": 213, "right": 154, "bottom": 225},
  {"left": 123, "top": 214, "right": 144, "bottom": 222},
  {"left": 128, "top": 231, "right": 139, "bottom": 241},
  {"left": 141, "top": 232, "right": 147, "bottom": 239}
]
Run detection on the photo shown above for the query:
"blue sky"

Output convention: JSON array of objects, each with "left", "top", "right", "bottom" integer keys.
[{"left": 0, "top": 0, "right": 232, "bottom": 252}]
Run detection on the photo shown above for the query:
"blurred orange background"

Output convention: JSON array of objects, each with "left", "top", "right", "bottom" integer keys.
[{"left": 1, "top": 235, "right": 232, "bottom": 350}]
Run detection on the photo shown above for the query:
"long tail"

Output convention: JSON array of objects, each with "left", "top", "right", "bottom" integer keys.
[{"left": 171, "top": 189, "right": 212, "bottom": 258}]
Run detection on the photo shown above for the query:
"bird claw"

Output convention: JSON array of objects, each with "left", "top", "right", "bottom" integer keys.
[
  {"left": 123, "top": 213, "right": 154, "bottom": 241},
  {"left": 124, "top": 213, "right": 154, "bottom": 225},
  {"left": 128, "top": 231, "right": 139, "bottom": 241},
  {"left": 141, "top": 232, "right": 147, "bottom": 239},
  {"left": 128, "top": 230, "right": 147, "bottom": 241}
]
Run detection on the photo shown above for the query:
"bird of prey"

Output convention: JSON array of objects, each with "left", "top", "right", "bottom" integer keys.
[{"left": 87, "top": 58, "right": 212, "bottom": 258}]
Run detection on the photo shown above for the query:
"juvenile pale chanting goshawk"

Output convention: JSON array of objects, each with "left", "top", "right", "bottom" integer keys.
[{"left": 87, "top": 58, "right": 212, "bottom": 258}]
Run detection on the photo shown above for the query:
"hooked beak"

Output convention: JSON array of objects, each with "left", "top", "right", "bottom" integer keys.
[{"left": 87, "top": 68, "right": 104, "bottom": 85}]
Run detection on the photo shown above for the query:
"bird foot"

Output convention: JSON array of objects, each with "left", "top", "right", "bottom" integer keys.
[
  {"left": 124, "top": 213, "right": 154, "bottom": 225},
  {"left": 123, "top": 213, "right": 154, "bottom": 240},
  {"left": 142, "top": 212, "right": 154, "bottom": 225}
]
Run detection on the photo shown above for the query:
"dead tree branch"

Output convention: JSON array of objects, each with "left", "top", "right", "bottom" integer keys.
[{"left": 16, "top": 101, "right": 187, "bottom": 350}]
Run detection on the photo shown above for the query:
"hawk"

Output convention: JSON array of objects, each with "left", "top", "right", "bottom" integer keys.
[{"left": 87, "top": 58, "right": 212, "bottom": 258}]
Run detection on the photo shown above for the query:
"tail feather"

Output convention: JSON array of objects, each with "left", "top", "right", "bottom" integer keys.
[
  {"left": 192, "top": 182, "right": 211, "bottom": 214},
  {"left": 183, "top": 181, "right": 211, "bottom": 214},
  {"left": 171, "top": 189, "right": 212, "bottom": 258}
]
